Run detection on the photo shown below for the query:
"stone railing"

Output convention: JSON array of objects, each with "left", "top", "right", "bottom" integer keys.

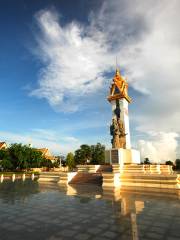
[
  {"left": 112, "top": 164, "right": 173, "bottom": 175},
  {"left": 0, "top": 173, "right": 36, "bottom": 183}
]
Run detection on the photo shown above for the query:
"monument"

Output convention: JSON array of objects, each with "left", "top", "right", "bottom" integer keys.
[{"left": 105, "top": 68, "right": 140, "bottom": 165}]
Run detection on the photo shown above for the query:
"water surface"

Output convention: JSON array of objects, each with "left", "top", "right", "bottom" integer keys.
[{"left": 0, "top": 180, "right": 179, "bottom": 240}]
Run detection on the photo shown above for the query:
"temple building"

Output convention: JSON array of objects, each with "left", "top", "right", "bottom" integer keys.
[
  {"left": 36, "top": 148, "right": 56, "bottom": 162},
  {"left": 0, "top": 142, "right": 7, "bottom": 150}
]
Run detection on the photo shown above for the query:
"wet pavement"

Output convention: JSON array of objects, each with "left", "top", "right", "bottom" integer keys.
[{"left": 0, "top": 179, "right": 179, "bottom": 240}]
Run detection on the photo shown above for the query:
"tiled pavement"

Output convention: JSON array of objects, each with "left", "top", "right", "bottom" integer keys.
[{"left": 0, "top": 180, "right": 179, "bottom": 240}]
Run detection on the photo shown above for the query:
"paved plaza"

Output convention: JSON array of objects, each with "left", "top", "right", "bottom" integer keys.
[{"left": 0, "top": 180, "right": 179, "bottom": 240}]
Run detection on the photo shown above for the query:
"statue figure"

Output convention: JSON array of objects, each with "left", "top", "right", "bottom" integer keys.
[
  {"left": 118, "top": 119, "right": 126, "bottom": 149},
  {"left": 110, "top": 117, "right": 126, "bottom": 149},
  {"left": 110, "top": 117, "right": 120, "bottom": 148},
  {"left": 114, "top": 99, "right": 121, "bottom": 118},
  {"left": 113, "top": 69, "right": 128, "bottom": 98}
]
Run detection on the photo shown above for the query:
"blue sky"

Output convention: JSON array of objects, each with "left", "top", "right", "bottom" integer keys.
[{"left": 0, "top": 0, "right": 180, "bottom": 162}]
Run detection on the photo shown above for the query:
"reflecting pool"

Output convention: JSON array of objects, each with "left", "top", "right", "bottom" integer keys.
[{"left": 0, "top": 180, "right": 179, "bottom": 240}]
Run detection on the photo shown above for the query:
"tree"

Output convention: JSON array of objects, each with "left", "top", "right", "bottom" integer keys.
[
  {"left": 8, "top": 144, "right": 30, "bottom": 170},
  {"left": 0, "top": 149, "right": 13, "bottom": 171},
  {"left": 175, "top": 159, "right": 180, "bottom": 170},
  {"left": 144, "top": 158, "right": 151, "bottom": 164},
  {"left": 66, "top": 152, "right": 75, "bottom": 171},
  {"left": 74, "top": 145, "right": 91, "bottom": 165},
  {"left": 53, "top": 160, "right": 60, "bottom": 168},
  {"left": 74, "top": 143, "right": 105, "bottom": 165},
  {"left": 1, "top": 158, "right": 13, "bottom": 171},
  {"left": 165, "top": 160, "right": 174, "bottom": 166},
  {"left": 41, "top": 159, "right": 53, "bottom": 169},
  {"left": 53, "top": 155, "right": 65, "bottom": 167},
  {"left": 29, "top": 148, "right": 44, "bottom": 168},
  {"left": 0, "top": 144, "right": 46, "bottom": 171},
  {"left": 91, "top": 143, "right": 105, "bottom": 164},
  {"left": 8, "top": 144, "right": 46, "bottom": 170}
]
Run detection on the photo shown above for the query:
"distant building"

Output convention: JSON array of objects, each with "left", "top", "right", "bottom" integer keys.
[
  {"left": 36, "top": 148, "right": 56, "bottom": 162},
  {"left": 0, "top": 142, "right": 7, "bottom": 150}
]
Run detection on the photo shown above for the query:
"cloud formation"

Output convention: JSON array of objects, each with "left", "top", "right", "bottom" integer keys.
[
  {"left": 138, "top": 132, "right": 178, "bottom": 163},
  {"left": 0, "top": 129, "right": 80, "bottom": 155},
  {"left": 31, "top": 9, "right": 114, "bottom": 112},
  {"left": 31, "top": 0, "right": 180, "bottom": 161}
]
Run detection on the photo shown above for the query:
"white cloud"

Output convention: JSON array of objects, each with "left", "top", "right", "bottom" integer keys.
[
  {"left": 93, "top": 0, "right": 180, "bottom": 161},
  {"left": 117, "top": 0, "right": 180, "bottom": 134},
  {"left": 0, "top": 130, "right": 81, "bottom": 155},
  {"left": 30, "top": 0, "right": 180, "bottom": 161},
  {"left": 138, "top": 132, "right": 178, "bottom": 163},
  {"left": 31, "top": 9, "right": 114, "bottom": 112}
]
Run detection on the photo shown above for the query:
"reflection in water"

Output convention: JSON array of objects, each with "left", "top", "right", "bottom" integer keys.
[
  {"left": 0, "top": 180, "right": 179, "bottom": 240},
  {"left": 131, "top": 213, "right": 138, "bottom": 240},
  {"left": 0, "top": 179, "right": 39, "bottom": 204}
]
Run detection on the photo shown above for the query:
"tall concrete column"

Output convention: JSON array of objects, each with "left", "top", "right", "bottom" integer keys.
[{"left": 119, "top": 98, "right": 131, "bottom": 149}]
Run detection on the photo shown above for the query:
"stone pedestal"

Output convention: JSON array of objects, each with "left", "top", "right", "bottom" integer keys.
[{"left": 105, "top": 148, "right": 140, "bottom": 165}]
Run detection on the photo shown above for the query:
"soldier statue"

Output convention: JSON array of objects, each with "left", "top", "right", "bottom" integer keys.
[{"left": 110, "top": 116, "right": 126, "bottom": 149}]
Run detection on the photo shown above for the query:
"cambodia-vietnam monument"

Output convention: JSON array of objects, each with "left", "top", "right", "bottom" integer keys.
[{"left": 105, "top": 68, "right": 140, "bottom": 165}]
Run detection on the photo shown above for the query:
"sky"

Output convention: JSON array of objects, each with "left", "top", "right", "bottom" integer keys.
[{"left": 0, "top": 0, "right": 180, "bottom": 162}]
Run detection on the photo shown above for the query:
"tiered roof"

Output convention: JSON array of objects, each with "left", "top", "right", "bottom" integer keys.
[
  {"left": 107, "top": 69, "right": 131, "bottom": 103},
  {"left": 0, "top": 142, "right": 7, "bottom": 149}
]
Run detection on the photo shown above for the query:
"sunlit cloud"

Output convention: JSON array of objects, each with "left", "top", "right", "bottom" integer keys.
[
  {"left": 31, "top": 9, "right": 114, "bottom": 112},
  {"left": 138, "top": 132, "right": 179, "bottom": 163},
  {"left": 30, "top": 0, "right": 180, "bottom": 161},
  {"left": 0, "top": 130, "right": 81, "bottom": 155}
]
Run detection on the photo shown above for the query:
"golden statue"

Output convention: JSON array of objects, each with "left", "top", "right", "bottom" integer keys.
[{"left": 107, "top": 69, "right": 131, "bottom": 103}]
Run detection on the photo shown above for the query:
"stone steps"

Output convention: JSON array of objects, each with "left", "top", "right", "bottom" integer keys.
[
  {"left": 38, "top": 172, "right": 60, "bottom": 182},
  {"left": 102, "top": 172, "right": 179, "bottom": 189},
  {"left": 112, "top": 164, "right": 121, "bottom": 173},
  {"left": 97, "top": 165, "right": 112, "bottom": 172},
  {"left": 121, "top": 165, "right": 146, "bottom": 174},
  {"left": 59, "top": 172, "right": 68, "bottom": 184},
  {"left": 70, "top": 173, "right": 102, "bottom": 184},
  {"left": 102, "top": 173, "right": 121, "bottom": 188},
  {"left": 77, "top": 165, "right": 100, "bottom": 173}
]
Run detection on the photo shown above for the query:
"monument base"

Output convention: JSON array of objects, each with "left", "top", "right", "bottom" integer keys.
[{"left": 105, "top": 148, "right": 140, "bottom": 165}]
